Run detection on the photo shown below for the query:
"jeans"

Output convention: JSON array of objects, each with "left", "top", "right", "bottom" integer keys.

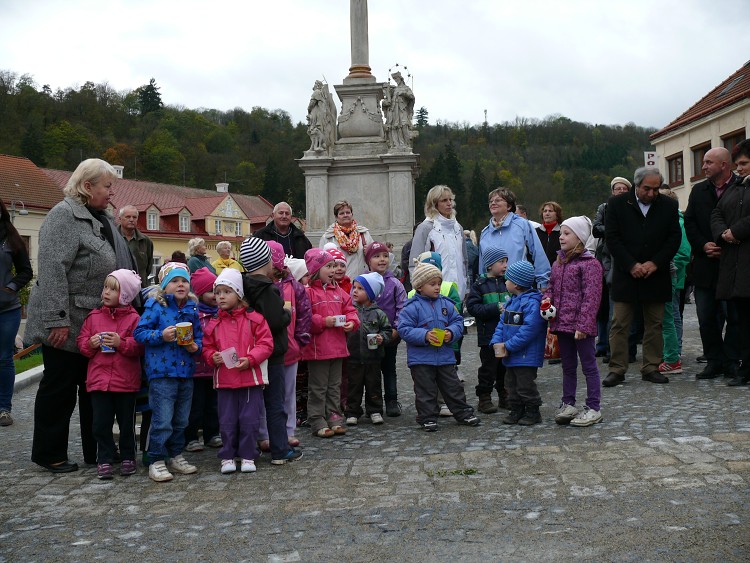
[
  {"left": 0, "top": 308, "right": 21, "bottom": 412},
  {"left": 662, "top": 283, "right": 680, "bottom": 364},
  {"left": 694, "top": 286, "right": 740, "bottom": 368},
  {"left": 147, "top": 377, "right": 193, "bottom": 461}
]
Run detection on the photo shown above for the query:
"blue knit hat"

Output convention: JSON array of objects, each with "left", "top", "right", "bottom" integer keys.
[
  {"left": 416, "top": 251, "right": 442, "bottom": 271},
  {"left": 354, "top": 272, "right": 385, "bottom": 301},
  {"left": 505, "top": 261, "right": 534, "bottom": 288},
  {"left": 483, "top": 247, "right": 508, "bottom": 271},
  {"left": 159, "top": 262, "right": 190, "bottom": 290}
]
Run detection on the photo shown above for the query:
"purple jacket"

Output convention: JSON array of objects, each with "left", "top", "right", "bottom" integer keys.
[
  {"left": 276, "top": 275, "right": 312, "bottom": 365},
  {"left": 374, "top": 270, "right": 406, "bottom": 329},
  {"left": 544, "top": 250, "right": 602, "bottom": 336}
]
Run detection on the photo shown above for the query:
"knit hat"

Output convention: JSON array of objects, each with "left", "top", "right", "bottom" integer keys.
[
  {"left": 304, "top": 248, "right": 334, "bottom": 278},
  {"left": 483, "top": 247, "right": 508, "bottom": 271},
  {"left": 214, "top": 268, "right": 244, "bottom": 299},
  {"left": 365, "top": 241, "right": 389, "bottom": 267},
  {"left": 285, "top": 257, "right": 308, "bottom": 282},
  {"left": 323, "top": 244, "right": 347, "bottom": 265},
  {"left": 239, "top": 237, "right": 272, "bottom": 273},
  {"left": 561, "top": 216, "right": 592, "bottom": 247},
  {"left": 354, "top": 272, "right": 385, "bottom": 301},
  {"left": 416, "top": 251, "right": 443, "bottom": 271},
  {"left": 191, "top": 267, "right": 217, "bottom": 296},
  {"left": 108, "top": 269, "right": 141, "bottom": 306},
  {"left": 610, "top": 176, "right": 632, "bottom": 189},
  {"left": 266, "top": 240, "right": 286, "bottom": 271},
  {"left": 411, "top": 262, "right": 442, "bottom": 290},
  {"left": 505, "top": 261, "right": 535, "bottom": 289},
  {"left": 159, "top": 262, "right": 190, "bottom": 289}
]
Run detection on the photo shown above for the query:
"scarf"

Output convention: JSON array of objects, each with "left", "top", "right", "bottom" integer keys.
[
  {"left": 333, "top": 220, "right": 361, "bottom": 254},
  {"left": 544, "top": 221, "right": 557, "bottom": 235}
]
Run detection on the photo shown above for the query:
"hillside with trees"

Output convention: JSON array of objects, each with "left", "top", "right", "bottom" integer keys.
[{"left": 0, "top": 71, "right": 655, "bottom": 230}]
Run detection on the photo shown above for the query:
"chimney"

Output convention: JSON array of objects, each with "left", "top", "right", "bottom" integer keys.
[
  {"left": 112, "top": 165, "right": 124, "bottom": 179},
  {"left": 216, "top": 183, "right": 229, "bottom": 193}
]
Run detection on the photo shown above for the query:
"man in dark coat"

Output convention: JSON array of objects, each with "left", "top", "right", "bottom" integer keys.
[
  {"left": 684, "top": 147, "right": 740, "bottom": 380},
  {"left": 603, "top": 167, "right": 681, "bottom": 386},
  {"left": 253, "top": 202, "right": 312, "bottom": 259}
]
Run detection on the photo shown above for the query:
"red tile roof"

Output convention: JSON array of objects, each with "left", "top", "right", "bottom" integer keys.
[
  {"left": 0, "top": 154, "right": 64, "bottom": 211},
  {"left": 651, "top": 60, "right": 750, "bottom": 140}
]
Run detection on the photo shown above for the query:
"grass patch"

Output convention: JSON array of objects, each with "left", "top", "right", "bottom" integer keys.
[
  {"left": 14, "top": 351, "right": 43, "bottom": 373},
  {"left": 426, "top": 468, "right": 479, "bottom": 478}
]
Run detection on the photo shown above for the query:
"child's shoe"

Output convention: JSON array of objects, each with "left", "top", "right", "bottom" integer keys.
[
  {"left": 345, "top": 416, "right": 359, "bottom": 426},
  {"left": 658, "top": 360, "right": 683, "bottom": 375},
  {"left": 385, "top": 400, "right": 402, "bottom": 417},
  {"left": 169, "top": 454, "right": 197, "bottom": 475},
  {"left": 370, "top": 413, "right": 384, "bottom": 425},
  {"left": 502, "top": 405, "right": 525, "bottom": 425},
  {"left": 271, "top": 449, "right": 304, "bottom": 465},
  {"left": 313, "top": 428, "right": 334, "bottom": 438},
  {"left": 570, "top": 406, "right": 603, "bottom": 427},
  {"left": 120, "top": 459, "right": 137, "bottom": 476},
  {"left": 439, "top": 404, "right": 452, "bottom": 417},
  {"left": 240, "top": 459, "right": 257, "bottom": 473},
  {"left": 206, "top": 435, "right": 223, "bottom": 448},
  {"left": 221, "top": 459, "right": 237, "bottom": 474},
  {"left": 97, "top": 463, "right": 114, "bottom": 480},
  {"left": 458, "top": 415, "right": 481, "bottom": 427},
  {"left": 478, "top": 394, "right": 498, "bottom": 414},
  {"left": 148, "top": 460, "right": 174, "bottom": 482},
  {"left": 518, "top": 405, "right": 542, "bottom": 426},
  {"left": 185, "top": 440, "right": 204, "bottom": 452},
  {"left": 554, "top": 402, "right": 579, "bottom": 425},
  {"left": 331, "top": 425, "right": 347, "bottom": 435},
  {"left": 421, "top": 420, "right": 438, "bottom": 432}
]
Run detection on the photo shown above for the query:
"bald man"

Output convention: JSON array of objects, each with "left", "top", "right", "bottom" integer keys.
[
  {"left": 684, "top": 147, "right": 740, "bottom": 380},
  {"left": 118, "top": 205, "right": 154, "bottom": 287}
]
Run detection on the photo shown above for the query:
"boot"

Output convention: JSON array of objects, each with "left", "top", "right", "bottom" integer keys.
[
  {"left": 518, "top": 405, "right": 542, "bottom": 426},
  {"left": 727, "top": 369, "right": 750, "bottom": 387},
  {"left": 497, "top": 389, "right": 509, "bottom": 410},
  {"left": 502, "top": 405, "right": 524, "bottom": 425},
  {"left": 477, "top": 394, "right": 498, "bottom": 414}
]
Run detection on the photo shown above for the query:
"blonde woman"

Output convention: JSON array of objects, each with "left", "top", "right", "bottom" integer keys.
[
  {"left": 187, "top": 237, "right": 216, "bottom": 274},
  {"left": 211, "top": 241, "right": 244, "bottom": 274}
]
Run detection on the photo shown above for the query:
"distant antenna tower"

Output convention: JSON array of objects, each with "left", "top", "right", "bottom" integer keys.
[{"left": 484, "top": 109, "right": 488, "bottom": 124}]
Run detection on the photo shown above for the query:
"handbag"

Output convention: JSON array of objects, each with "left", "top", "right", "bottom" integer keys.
[{"left": 544, "top": 328, "right": 560, "bottom": 360}]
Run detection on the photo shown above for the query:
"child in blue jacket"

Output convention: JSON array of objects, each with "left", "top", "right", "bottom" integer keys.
[
  {"left": 490, "top": 261, "right": 546, "bottom": 426},
  {"left": 398, "top": 263, "right": 480, "bottom": 432}
]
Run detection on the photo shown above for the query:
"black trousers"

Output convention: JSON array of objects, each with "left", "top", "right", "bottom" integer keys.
[
  {"left": 346, "top": 362, "right": 383, "bottom": 418},
  {"left": 476, "top": 345, "right": 506, "bottom": 396},
  {"left": 505, "top": 366, "right": 541, "bottom": 407},
  {"left": 185, "top": 377, "right": 220, "bottom": 443},
  {"left": 32, "top": 346, "right": 96, "bottom": 465},
  {"left": 90, "top": 391, "right": 137, "bottom": 464},
  {"left": 410, "top": 364, "right": 473, "bottom": 424}
]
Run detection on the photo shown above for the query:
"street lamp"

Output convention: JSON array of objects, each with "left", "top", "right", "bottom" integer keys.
[{"left": 10, "top": 201, "right": 28, "bottom": 223}]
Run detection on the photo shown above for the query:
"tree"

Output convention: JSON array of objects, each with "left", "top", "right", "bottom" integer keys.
[
  {"left": 416, "top": 106, "right": 428, "bottom": 128},
  {"left": 137, "top": 78, "right": 163, "bottom": 116},
  {"left": 468, "top": 161, "right": 487, "bottom": 230},
  {"left": 443, "top": 142, "right": 465, "bottom": 213}
]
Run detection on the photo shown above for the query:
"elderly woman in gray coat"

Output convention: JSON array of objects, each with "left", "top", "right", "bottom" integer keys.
[{"left": 26, "top": 158, "right": 136, "bottom": 473}]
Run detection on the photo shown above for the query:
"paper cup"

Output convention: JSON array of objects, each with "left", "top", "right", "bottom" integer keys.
[
  {"left": 333, "top": 315, "right": 347, "bottom": 327},
  {"left": 284, "top": 300, "right": 292, "bottom": 310},
  {"left": 100, "top": 333, "right": 115, "bottom": 353},
  {"left": 219, "top": 347, "right": 239, "bottom": 368},
  {"left": 175, "top": 322, "right": 194, "bottom": 346},
  {"left": 431, "top": 328, "right": 446, "bottom": 347},
  {"left": 493, "top": 343, "right": 506, "bottom": 358},
  {"left": 367, "top": 333, "right": 379, "bottom": 350}
]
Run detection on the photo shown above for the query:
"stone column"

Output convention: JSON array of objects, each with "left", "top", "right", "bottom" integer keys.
[
  {"left": 297, "top": 157, "right": 333, "bottom": 240},
  {"left": 347, "top": 0, "right": 372, "bottom": 80}
]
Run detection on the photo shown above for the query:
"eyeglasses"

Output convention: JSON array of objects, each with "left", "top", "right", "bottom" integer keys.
[
  {"left": 489, "top": 198, "right": 506, "bottom": 205},
  {"left": 612, "top": 186, "right": 629, "bottom": 193}
]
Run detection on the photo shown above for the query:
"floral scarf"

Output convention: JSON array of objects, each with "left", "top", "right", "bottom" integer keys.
[{"left": 333, "top": 220, "right": 361, "bottom": 254}]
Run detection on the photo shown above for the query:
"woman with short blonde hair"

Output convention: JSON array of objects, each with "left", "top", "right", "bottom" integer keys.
[
  {"left": 187, "top": 237, "right": 216, "bottom": 274},
  {"left": 212, "top": 241, "right": 244, "bottom": 274}
]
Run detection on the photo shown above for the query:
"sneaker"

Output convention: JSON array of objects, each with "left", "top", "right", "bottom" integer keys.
[
  {"left": 148, "top": 460, "right": 173, "bottom": 482},
  {"left": 0, "top": 411, "right": 13, "bottom": 426},
  {"left": 570, "top": 406, "right": 603, "bottom": 427},
  {"left": 554, "top": 402, "right": 579, "bottom": 425},
  {"left": 658, "top": 361, "right": 683, "bottom": 375},
  {"left": 271, "top": 449, "right": 304, "bottom": 465},
  {"left": 221, "top": 459, "right": 237, "bottom": 474},
  {"left": 385, "top": 400, "right": 402, "bottom": 417},
  {"left": 370, "top": 413, "right": 384, "bottom": 425},
  {"left": 240, "top": 459, "right": 256, "bottom": 473},
  {"left": 422, "top": 420, "right": 438, "bottom": 432},
  {"left": 458, "top": 415, "right": 481, "bottom": 427},
  {"left": 331, "top": 425, "right": 347, "bottom": 435},
  {"left": 169, "top": 454, "right": 197, "bottom": 475},
  {"left": 120, "top": 459, "right": 137, "bottom": 476},
  {"left": 185, "top": 440, "right": 204, "bottom": 452},
  {"left": 206, "top": 435, "right": 223, "bottom": 448},
  {"left": 345, "top": 416, "right": 359, "bottom": 426},
  {"left": 97, "top": 463, "right": 114, "bottom": 480},
  {"left": 439, "top": 404, "right": 452, "bottom": 417},
  {"left": 313, "top": 428, "right": 334, "bottom": 438}
]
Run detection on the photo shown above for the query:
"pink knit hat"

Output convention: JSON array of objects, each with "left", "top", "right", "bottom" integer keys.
[
  {"left": 365, "top": 241, "right": 389, "bottom": 267},
  {"left": 266, "top": 241, "right": 286, "bottom": 271},
  {"left": 304, "top": 248, "right": 334, "bottom": 278},
  {"left": 191, "top": 267, "right": 217, "bottom": 296},
  {"left": 108, "top": 269, "right": 142, "bottom": 306}
]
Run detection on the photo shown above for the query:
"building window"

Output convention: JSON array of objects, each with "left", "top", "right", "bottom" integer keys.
[
  {"left": 151, "top": 256, "right": 163, "bottom": 281},
  {"left": 214, "top": 219, "right": 222, "bottom": 235},
  {"left": 179, "top": 215, "right": 190, "bottom": 233},
  {"left": 147, "top": 211, "right": 158, "bottom": 231},
  {"left": 667, "top": 153, "right": 683, "bottom": 186},
  {"left": 235, "top": 222, "right": 242, "bottom": 237},
  {"left": 723, "top": 129, "right": 746, "bottom": 154},
  {"left": 691, "top": 143, "right": 711, "bottom": 180}
]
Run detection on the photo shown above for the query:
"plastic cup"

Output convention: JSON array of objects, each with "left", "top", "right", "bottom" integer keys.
[
  {"left": 284, "top": 300, "right": 292, "bottom": 310},
  {"left": 367, "top": 333, "right": 379, "bottom": 350},
  {"left": 431, "top": 328, "right": 446, "bottom": 346},
  {"left": 100, "top": 333, "right": 115, "bottom": 353},
  {"left": 493, "top": 342, "right": 506, "bottom": 358},
  {"left": 175, "top": 322, "right": 194, "bottom": 346},
  {"left": 333, "top": 315, "right": 347, "bottom": 327}
]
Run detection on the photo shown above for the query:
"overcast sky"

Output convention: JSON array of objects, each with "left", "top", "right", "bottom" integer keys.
[{"left": 2, "top": 0, "right": 749, "bottom": 131}]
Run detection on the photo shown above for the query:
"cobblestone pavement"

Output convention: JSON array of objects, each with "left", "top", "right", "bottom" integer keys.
[{"left": 1, "top": 306, "right": 748, "bottom": 561}]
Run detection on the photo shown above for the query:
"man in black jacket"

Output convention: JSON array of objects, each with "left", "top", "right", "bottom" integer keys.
[
  {"left": 254, "top": 202, "right": 312, "bottom": 259},
  {"left": 684, "top": 147, "right": 740, "bottom": 380},
  {"left": 603, "top": 167, "right": 681, "bottom": 386}
]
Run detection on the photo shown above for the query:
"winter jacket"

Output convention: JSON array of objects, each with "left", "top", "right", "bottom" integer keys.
[
  {"left": 399, "top": 293, "right": 464, "bottom": 367},
  {"left": 302, "top": 279, "right": 360, "bottom": 361},
  {"left": 202, "top": 307, "right": 274, "bottom": 389},
  {"left": 187, "top": 254, "right": 216, "bottom": 275},
  {"left": 337, "top": 276, "right": 352, "bottom": 295},
  {"left": 711, "top": 175, "right": 750, "bottom": 300},
  {"left": 254, "top": 222, "right": 313, "bottom": 260},
  {"left": 77, "top": 305, "right": 143, "bottom": 393},
  {"left": 374, "top": 269, "right": 406, "bottom": 333},
  {"left": 593, "top": 201, "right": 613, "bottom": 284},
  {"left": 490, "top": 290, "right": 546, "bottom": 368},
  {"left": 535, "top": 223, "right": 561, "bottom": 267},
  {"left": 466, "top": 274, "right": 510, "bottom": 346},
  {"left": 673, "top": 211, "right": 692, "bottom": 291},
  {"left": 319, "top": 224, "right": 374, "bottom": 279},
  {"left": 134, "top": 292, "right": 202, "bottom": 381},
  {"left": 347, "top": 302, "right": 392, "bottom": 364},
  {"left": 409, "top": 216, "right": 469, "bottom": 299},
  {"left": 0, "top": 229, "right": 32, "bottom": 314},
  {"left": 276, "top": 275, "right": 312, "bottom": 366},
  {"left": 479, "top": 212, "right": 551, "bottom": 288},
  {"left": 242, "top": 273, "right": 290, "bottom": 365},
  {"left": 194, "top": 302, "right": 218, "bottom": 378},
  {"left": 544, "top": 250, "right": 602, "bottom": 336}
]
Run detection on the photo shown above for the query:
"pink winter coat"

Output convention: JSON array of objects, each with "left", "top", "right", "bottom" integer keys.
[
  {"left": 202, "top": 307, "right": 274, "bottom": 389},
  {"left": 77, "top": 305, "right": 143, "bottom": 393},
  {"left": 276, "top": 275, "right": 312, "bottom": 366},
  {"left": 301, "top": 279, "right": 360, "bottom": 361},
  {"left": 544, "top": 250, "right": 603, "bottom": 337}
]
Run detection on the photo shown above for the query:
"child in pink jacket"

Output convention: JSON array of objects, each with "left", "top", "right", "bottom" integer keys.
[
  {"left": 301, "top": 249, "right": 359, "bottom": 438},
  {"left": 77, "top": 269, "right": 144, "bottom": 480}
]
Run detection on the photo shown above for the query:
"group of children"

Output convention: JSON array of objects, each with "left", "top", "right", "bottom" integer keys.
[{"left": 77, "top": 217, "right": 603, "bottom": 482}]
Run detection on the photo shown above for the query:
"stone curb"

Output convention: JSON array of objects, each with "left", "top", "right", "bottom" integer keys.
[{"left": 13, "top": 365, "right": 44, "bottom": 393}]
